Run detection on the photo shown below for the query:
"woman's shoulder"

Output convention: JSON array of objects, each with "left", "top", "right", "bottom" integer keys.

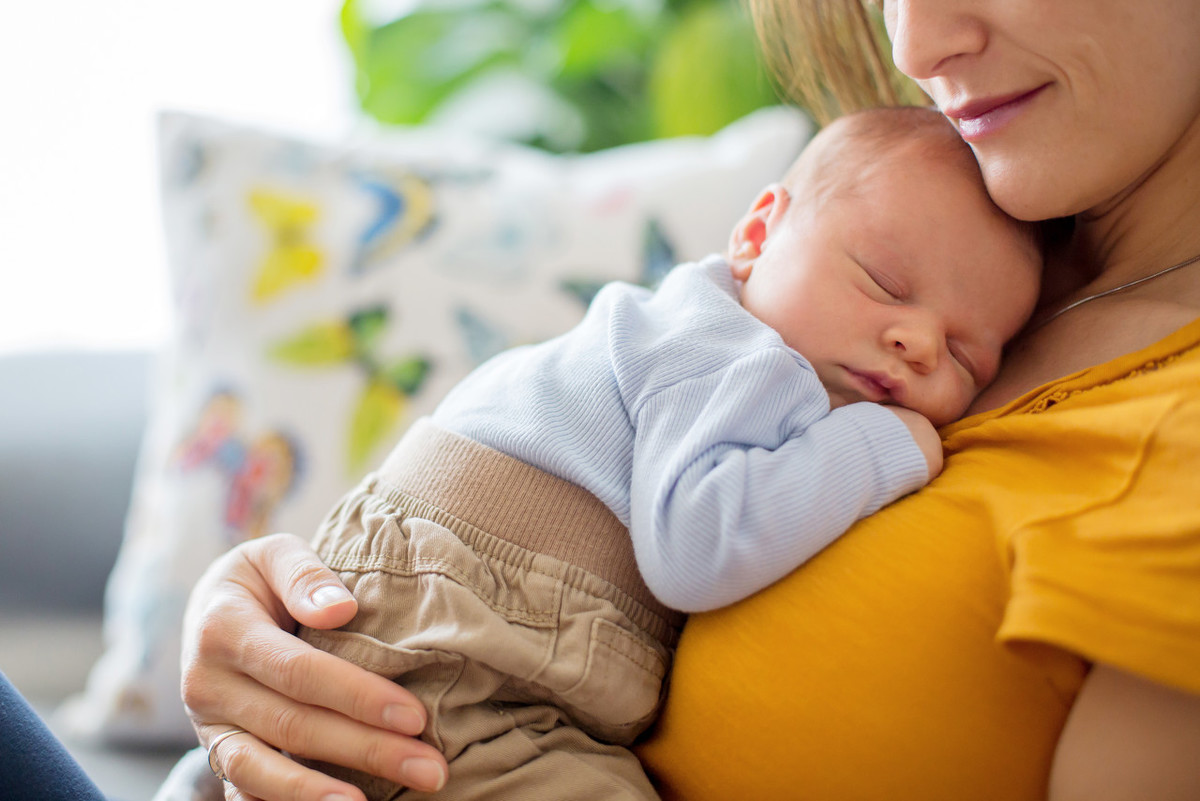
[{"left": 937, "top": 311, "right": 1200, "bottom": 703}]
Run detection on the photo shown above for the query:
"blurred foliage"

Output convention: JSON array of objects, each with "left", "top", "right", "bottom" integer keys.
[{"left": 340, "top": 0, "right": 783, "bottom": 152}]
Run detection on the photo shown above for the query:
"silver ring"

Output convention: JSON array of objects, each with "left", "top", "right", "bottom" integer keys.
[{"left": 206, "top": 726, "right": 251, "bottom": 783}]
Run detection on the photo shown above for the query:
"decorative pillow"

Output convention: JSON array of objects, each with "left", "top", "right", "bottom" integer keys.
[{"left": 61, "top": 107, "right": 813, "bottom": 745}]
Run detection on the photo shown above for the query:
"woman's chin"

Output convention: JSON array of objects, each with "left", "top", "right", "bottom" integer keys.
[{"left": 978, "top": 163, "right": 1086, "bottom": 223}]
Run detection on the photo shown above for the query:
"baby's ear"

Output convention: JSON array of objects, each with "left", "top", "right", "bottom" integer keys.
[{"left": 727, "top": 184, "right": 790, "bottom": 280}]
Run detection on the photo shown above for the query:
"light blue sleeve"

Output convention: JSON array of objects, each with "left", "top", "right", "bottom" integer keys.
[{"left": 627, "top": 346, "right": 930, "bottom": 613}]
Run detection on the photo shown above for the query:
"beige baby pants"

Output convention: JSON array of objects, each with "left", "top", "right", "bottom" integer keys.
[{"left": 298, "top": 419, "right": 685, "bottom": 800}]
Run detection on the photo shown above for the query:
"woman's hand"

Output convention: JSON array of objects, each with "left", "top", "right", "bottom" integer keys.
[{"left": 181, "top": 533, "right": 449, "bottom": 801}]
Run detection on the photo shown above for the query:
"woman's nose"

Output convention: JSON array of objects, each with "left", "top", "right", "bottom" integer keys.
[{"left": 886, "top": 0, "right": 988, "bottom": 82}]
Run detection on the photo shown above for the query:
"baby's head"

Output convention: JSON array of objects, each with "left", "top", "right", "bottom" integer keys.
[{"left": 728, "top": 106, "right": 1042, "bottom": 426}]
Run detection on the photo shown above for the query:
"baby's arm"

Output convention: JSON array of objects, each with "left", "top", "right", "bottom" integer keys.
[{"left": 628, "top": 348, "right": 933, "bottom": 613}]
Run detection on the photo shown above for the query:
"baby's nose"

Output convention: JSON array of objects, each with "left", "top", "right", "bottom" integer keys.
[{"left": 887, "top": 321, "right": 940, "bottom": 373}]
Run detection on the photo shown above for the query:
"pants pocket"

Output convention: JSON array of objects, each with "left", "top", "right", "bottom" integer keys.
[{"left": 556, "top": 617, "right": 670, "bottom": 740}]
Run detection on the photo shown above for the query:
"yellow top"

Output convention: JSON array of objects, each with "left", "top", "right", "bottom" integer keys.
[{"left": 637, "top": 318, "right": 1200, "bottom": 800}]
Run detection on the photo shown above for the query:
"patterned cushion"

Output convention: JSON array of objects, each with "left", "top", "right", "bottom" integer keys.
[{"left": 61, "top": 107, "right": 812, "bottom": 744}]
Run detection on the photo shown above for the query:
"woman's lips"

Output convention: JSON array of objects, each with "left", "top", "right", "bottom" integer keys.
[{"left": 945, "top": 85, "right": 1048, "bottom": 142}]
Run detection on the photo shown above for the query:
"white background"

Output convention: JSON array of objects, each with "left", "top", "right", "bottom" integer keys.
[{"left": 0, "top": 0, "right": 356, "bottom": 353}]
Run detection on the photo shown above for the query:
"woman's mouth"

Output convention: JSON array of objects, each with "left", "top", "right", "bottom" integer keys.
[{"left": 945, "top": 85, "right": 1049, "bottom": 142}]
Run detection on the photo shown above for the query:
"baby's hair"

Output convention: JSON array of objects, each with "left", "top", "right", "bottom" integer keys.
[
  {"left": 783, "top": 106, "right": 1044, "bottom": 256},
  {"left": 783, "top": 107, "right": 970, "bottom": 202}
]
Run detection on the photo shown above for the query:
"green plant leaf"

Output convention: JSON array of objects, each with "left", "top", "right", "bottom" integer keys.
[
  {"left": 554, "top": 0, "right": 654, "bottom": 78},
  {"left": 269, "top": 321, "right": 356, "bottom": 365},
  {"left": 648, "top": 2, "right": 780, "bottom": 139},
  {"left": 551, "top": 75, "right": 652, "bottom": 152},
  {"left": 340, "top": 0, "right": 781, "bottom": 151},
  {"left": 341, "top": 0, "right": 369, "bottom": 65},
  {"left": 351, "top": 4, "right": 530, "bottom": 125}
]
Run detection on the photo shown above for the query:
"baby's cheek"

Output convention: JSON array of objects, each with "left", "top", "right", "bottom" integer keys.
[
  {"left": 948, "top": 382, "right": 979, "bottom": 423},
  {"left": 924, "top": 380, "right": 972, "bottom": 427}
]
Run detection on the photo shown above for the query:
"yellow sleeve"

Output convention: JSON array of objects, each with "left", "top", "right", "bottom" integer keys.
[{"left": 1000, "top": 394, "right": 1200, "bottom": 695}]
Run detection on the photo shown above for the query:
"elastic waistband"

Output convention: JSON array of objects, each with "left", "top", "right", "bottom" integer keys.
[{"left": 373, "top": 419, "right": 686, "bottom": 640}]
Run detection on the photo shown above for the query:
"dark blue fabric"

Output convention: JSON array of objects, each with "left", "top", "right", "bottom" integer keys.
[{"left": 0, "top": 671, "right": 108, "bottom": 800}]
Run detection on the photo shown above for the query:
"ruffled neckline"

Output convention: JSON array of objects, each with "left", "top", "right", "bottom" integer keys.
[{"left": 942, "top": 314, "right": 1200, "bottom": 438}]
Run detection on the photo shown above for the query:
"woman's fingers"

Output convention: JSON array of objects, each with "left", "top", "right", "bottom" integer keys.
[
  {"left": 215, "top": 653, "right": 447, "bottom": 788},
  {"left": 188, "top": 646, "right": 448, "bottom": 798},
  {"left": 202, "top": 725, "right": 365, "bottom": 801},
  {"left": 198, "top": 676, "right": 447, "bottom": 795},
  {"left": 240, "top": 533, "right": 360, "bottom": 631},
  {"left": 236, "top": 627, "right": 430, "bottom": 736},
  {"left": 181, "top": 533, "right": 448, "bottom": 800},
  {"left": 185, "top": 534, "right": 430, "bottom": 736}
]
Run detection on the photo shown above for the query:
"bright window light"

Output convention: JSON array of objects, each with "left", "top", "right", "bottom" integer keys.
[{"left": 0, "top": 0, "right": 355, "bottom": 354}]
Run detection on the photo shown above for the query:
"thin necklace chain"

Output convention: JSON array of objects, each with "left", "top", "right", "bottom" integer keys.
[{"left": 1033, "top": 251, "right": 1200, "bottom": 330}]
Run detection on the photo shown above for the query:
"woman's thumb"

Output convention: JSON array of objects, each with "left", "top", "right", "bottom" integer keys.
[
  {"left": 252, "top": 532, "right": 358, "bottom": 630},
  {"left": 302, "top": 581, "right": 358, "bottom": 629}
]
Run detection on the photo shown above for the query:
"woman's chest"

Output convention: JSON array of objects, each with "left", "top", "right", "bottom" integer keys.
[
  {"left": 968, "top": 297, "right": 1200, "bottom": 416},
  {"left": 640, "top": 458, "right": 1083, "bottom": 800},
  {"left": 642, "top": 397, "right": 1174, "bottom": 801}
]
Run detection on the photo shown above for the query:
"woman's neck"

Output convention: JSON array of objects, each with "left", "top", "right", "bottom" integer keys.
[
  {"left": 969, "top": 119, "right": 1200, "bottom": 415},
  {"left": 1063, "top": 121, "right": 1200, "bottom": 300}
]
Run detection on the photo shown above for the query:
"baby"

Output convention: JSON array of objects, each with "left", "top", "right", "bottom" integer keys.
[{"left": 298, "top": 106, "right": 1042, "bottom": 799}]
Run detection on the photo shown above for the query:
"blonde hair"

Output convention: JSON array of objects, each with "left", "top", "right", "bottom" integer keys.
[{"left": 747, "top": 0, "right": 927, "bottom": 125}]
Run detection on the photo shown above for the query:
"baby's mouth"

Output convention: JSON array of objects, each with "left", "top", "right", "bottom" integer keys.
[{"left": 844, "top": 368, "right": 897, "bottom": 404}]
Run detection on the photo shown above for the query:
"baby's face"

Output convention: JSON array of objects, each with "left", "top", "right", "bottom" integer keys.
[{"left": 739, "top": 150, "right": 1041, "bottom": 426}]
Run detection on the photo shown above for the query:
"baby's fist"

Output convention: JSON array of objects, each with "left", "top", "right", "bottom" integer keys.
[{"left": 886, "top": 406, "right": 944, "bottom": 479}]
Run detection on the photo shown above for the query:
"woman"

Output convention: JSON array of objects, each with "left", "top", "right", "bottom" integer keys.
[
  {"left": 0, "top": 672, "right": 108, "bottom": 801},
  {"left": 182, "top": 1, "right": 1200, "bottom": 799}
]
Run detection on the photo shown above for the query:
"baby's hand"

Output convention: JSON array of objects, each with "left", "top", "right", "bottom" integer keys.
[{"left": 886, "top": 406, "right": 944, "bottom": 479}]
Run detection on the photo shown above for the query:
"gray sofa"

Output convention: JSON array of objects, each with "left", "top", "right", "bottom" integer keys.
[{"left": 0, "top": 349, "right": 187, "bottom": 800}]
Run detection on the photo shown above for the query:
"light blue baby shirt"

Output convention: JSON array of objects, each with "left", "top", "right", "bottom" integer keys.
[{"left": 433, "top": 255, "right": 929, "bottom": 612}]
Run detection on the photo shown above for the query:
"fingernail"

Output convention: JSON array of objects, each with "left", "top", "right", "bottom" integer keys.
[
  {"left": 401, "top": 757, "right": 447, "bottom": 792},
  {"left": 310, "top": 585, "right": 352, "bottom": 609},
  {"left": 383, "top": 703, "right": 425, "bottom": 735}
]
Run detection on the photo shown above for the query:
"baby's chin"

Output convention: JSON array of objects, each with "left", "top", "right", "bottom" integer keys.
[{"left": 824, "top": 389, "right": 855, "bottom": 411}]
